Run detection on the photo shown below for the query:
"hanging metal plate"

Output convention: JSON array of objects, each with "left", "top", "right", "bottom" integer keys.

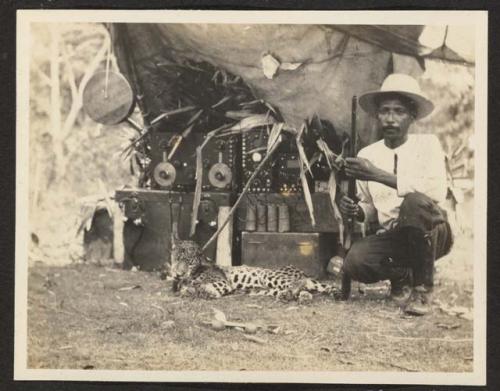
[{"left": 83, "top": 71, "right": 135, "bottom": 125}]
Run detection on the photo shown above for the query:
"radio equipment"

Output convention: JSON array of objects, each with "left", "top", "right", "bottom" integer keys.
[
  {"left": 150, "top": 131, "right": 200, "bottom": 191},
  {"left": 275, "top": 152, "right": 303, "bottom": 194},
  {"left": 150, "top": 131, "right": 238, "bottom": 191},
  {"left": 241, "top": 129, "right": 273, "bottom": 193},
  {"left": 202, "top": 136, "right": 238, "bottom": 191}
]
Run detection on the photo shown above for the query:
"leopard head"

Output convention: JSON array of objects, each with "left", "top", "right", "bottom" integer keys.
[{"left": 169, "top": 239, "right": 205, "bottom": 291}]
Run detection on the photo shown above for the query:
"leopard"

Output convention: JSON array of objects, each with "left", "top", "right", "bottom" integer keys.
[{"left": 168, "top": 238, "right": 337, "bottom": 300}]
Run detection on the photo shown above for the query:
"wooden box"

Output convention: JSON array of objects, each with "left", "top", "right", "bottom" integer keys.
[{"left": 241, "top": 232, "right": 336, "bottom": 278}]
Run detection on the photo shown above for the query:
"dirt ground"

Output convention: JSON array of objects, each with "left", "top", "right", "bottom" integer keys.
[{"left": 26, "top": 225, "right": 474, "bottom": 372}]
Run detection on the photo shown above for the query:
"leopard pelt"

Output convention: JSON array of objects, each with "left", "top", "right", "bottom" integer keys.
[{"left": 168, "top": 239, "right": 336, "bottom": 300}]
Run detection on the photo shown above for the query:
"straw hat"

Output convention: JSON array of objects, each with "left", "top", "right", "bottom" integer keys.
[{"left": 359, "top": 73, "right": 434, "bottom": 120}]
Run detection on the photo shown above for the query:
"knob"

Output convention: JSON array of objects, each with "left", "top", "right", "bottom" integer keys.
[{"left": 252, "top": 152, "right": 262, "bottom": 162}]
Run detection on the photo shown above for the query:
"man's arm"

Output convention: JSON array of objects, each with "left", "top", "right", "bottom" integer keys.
[
  {"left": 344, "top": 157, "right": 397, "bottom": 189},
  {"left": 345, "top": 136, "right": 448, "bottom": 203}
]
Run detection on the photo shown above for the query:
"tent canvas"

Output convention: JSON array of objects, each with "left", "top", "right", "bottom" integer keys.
[{"left": 109, "top": 23, "right": 448, "bottom": 146}]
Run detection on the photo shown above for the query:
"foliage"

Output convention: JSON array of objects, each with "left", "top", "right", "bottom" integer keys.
[
  {"left": 416, "top": 60, "right": 475, "bottom": 179},
  {"left": 29, "top": 23, "right": 136, "bottom": 263}
]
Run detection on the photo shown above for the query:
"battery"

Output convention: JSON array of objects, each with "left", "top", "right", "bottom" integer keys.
[
  {"left": 267, "top": 204, "right": 278, "bottom": 232},
  {"left": 256, "top": 204, "right": 267, "bottom": 232},
  {"left": 278, "top": 204, "right": 290, "bottom": 232},
  {"left": 245, "top": 204, "right": 256, "bottom": 231}
]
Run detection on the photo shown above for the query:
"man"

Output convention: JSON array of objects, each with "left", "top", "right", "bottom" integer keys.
[{"left": 339, "top": 73, "right": 453, "bottom": 316}]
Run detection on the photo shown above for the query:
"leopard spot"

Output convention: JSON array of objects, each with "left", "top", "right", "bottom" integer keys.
[
  {"left": 236, "top": 283, "right": 243, "bottom": 289},
  {"left": 241, "top": 275, "right": 247, "bottom": 283},
  {"left": 273, "top": 291, "right": 278, "bottom": 296},
  {"left": 233, "top": 275, "right": 239, "bottom": 283},
  {"left": 267, "top": 282, "right": 273, "bottom": 288}
]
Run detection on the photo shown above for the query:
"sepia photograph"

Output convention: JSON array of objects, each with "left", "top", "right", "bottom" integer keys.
[{"left": 15, "top": 10, "right": 487, "bottom": 384}]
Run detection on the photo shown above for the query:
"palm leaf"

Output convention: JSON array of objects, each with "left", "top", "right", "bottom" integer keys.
[
  {"left": 190, "top": 146, "right": 203, "bottom": 237},
  {"left": 295, "top": 130, "right": 315, "bottom": 227},
  {"left": 296, "top": 122, "right": 312, "bottom": 176},
  {"left": 267, "top": 122, "right": 284, "bottom": 152},
  {"left": 328, "top": 172, "right": 344, "bottom": 245},
  {"left": 225, "top": 110, "right": 256, "bottom": 120},
  {"left": 211, "top": 96, "right": 231, "bottom": 109},
  {"left": 150, "top": 105, "right": 197, "bottom": 126},
  {"left": 227, "top": 114, "right": 277, "bottom": 132},
  {"left": 298, "top": 161, "right": 315, "bottom": 227}
]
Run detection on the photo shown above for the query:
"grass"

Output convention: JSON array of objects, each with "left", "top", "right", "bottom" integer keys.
[{"left": 27, "top": 228, "right": 474, "bottom": 372}]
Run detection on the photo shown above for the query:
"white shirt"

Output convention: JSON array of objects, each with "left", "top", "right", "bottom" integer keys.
[{"left": 357, "top": 134, "right": 448, "bottom": 230}]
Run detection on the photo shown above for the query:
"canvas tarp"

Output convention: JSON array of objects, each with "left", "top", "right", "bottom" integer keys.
[{"left": 110, "top": 24, "right": 428, "bottom": 146}]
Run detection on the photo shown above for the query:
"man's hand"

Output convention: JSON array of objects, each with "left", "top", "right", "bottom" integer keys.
[
  {"left": 338, "top": 194, "right": 364, "bottom": 221},
  {"left": 344, "top": 157, "right": 380, "bottom": 181}
]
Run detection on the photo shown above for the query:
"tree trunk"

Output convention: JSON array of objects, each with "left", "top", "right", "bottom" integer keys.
[{"left": 49, "top": 25, "right": 67, "bottom": 185}]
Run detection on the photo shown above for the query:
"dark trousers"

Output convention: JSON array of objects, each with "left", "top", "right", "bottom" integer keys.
[{"left": 344, "top": 193, "right": 453, "bottom": 287}]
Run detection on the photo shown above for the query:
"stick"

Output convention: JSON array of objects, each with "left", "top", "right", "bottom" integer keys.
[
  {"left": 382, "top": 361, "right": 419, "bottom": 372},
  {"left": 371, "top": 333, "right": 472, "bottom": 343}
]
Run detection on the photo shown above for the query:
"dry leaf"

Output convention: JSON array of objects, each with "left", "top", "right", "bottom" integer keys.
[
  {"left": 243, "top": 334, "right": 267, "bottom": 344},
  {"left": 230, "top": 342, "right": 239, "bottom": 351},
  {"left": 261, "top": 53, "right": 280, "bottom": 79},
  {"left": 280, "top": 62, "right": 302, "bottom": 71},
  {"left": 118, "top": 285, "right": 142, "bottom": 291},
  {"left": 436, "top": 323, "right": 461, "bottom": 330},
  {"left": 246, "top": 304, "right": 263, "bottom": 309},
  {"left": 160, "top": 320, "right": 175, "bottom": 329},
  {"left": 267, "top": 326, "right": 281, "bottom": 334},
  {"left": 212, "top": 308, "right": 227, "bottom": 323}
]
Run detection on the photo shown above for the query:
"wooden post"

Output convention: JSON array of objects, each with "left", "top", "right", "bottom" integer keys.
[
  {"left": 216, "top": 206, "right": 233, "bottom": 267},
  {"left": 113, "top": 203, "right": 125, "bottom": 264}
]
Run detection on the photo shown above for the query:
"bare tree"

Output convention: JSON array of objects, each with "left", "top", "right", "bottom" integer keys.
[{"left": 31, "top": 23, "right": 111, "bottom": 208}]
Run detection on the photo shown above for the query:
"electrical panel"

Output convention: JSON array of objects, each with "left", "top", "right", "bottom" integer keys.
[{"left": 241, "top": 129, "right": 273, "bottom": 193}]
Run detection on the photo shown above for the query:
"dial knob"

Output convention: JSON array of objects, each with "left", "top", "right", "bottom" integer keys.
[{"left": 252, "top": 152, "right": 262, "bottom": 162}]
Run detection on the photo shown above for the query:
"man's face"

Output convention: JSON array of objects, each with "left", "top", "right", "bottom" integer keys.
[{"left": 376, "top": 98, "right": 414, "bottom": 144}]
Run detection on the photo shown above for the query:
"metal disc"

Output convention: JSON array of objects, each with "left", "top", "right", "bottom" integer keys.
[
  {"left": 82, "top": 71, "right": 135, "bottom": 125},
  {"left": 153, "top": 162, "right": 177, "bottom": 187},
  {"left": 208, "top": 163, "right": 232, "bottom": 188}
]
